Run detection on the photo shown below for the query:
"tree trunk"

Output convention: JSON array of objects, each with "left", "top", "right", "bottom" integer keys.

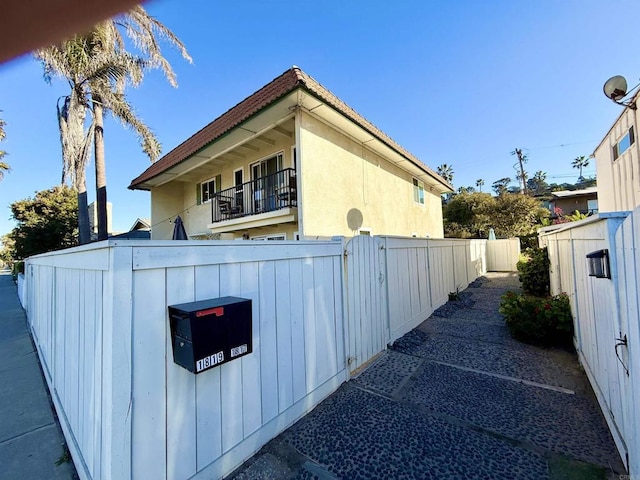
[
  {"left": 93, "top": 98, "right": 108, "bottom": 241},
  {"left": 77, "top": 168, "right": 90, "bottom": 245}
]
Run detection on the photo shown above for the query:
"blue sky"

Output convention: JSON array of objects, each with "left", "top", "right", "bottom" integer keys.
[{"left": 0, "top": 0, "right": 637, "bottom": 236}]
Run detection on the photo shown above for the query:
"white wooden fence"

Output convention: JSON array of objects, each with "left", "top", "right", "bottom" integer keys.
[
  {"left": 344, "top": 236, "right": 487, "bottom": 371},
  {"left": 17, "top": 272, "right": 25, "bottom": 306},
  {"left": 486, "top": 238, "right": 521, "bottom": 272},
  {"left": 540, "top": 212, "right": 639, "bottom": 476},
  {"left": 25, "top": 240, "right": 346, "bottom": 480},
  {"left": 24, "top": 235, "right": 496, "bottom": 479}
]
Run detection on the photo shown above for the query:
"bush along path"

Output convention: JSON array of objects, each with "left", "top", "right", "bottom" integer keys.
[{"left": 229, "top": 273, "right": 625, "bottom": 480}]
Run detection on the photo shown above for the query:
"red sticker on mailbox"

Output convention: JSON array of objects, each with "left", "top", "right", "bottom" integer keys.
[{"left": 196, "top": 306, "right": 224, "bottom": 317}]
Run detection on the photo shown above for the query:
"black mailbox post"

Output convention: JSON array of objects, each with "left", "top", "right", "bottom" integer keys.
[{"left": 168, "top": 296, "right": 252, "bottom": 374}]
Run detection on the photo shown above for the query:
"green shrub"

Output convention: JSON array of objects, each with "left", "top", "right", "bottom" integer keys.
[
  {"left": 518, "top": 234, "right": 539, "bottom": 250},
  {"left": 517, "top": 247, "right": 550, "bottom": 296},
  {"left": 11, "top": 261, "right": 24, "bottom": 281},
  {"left": 499, "top": 291, "right": 573, "bottom": 346}
]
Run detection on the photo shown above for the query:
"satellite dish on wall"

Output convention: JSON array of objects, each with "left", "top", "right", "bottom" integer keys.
[{"left": 603, "top": 75, "right": 628, "bottom": 101}]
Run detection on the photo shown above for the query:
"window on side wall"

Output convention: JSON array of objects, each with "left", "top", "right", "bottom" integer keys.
[
  {"left": 200, "top": 178, "right": 216, "bottom": 203},
  {"left": 613, "top": 126, "right": 635, "bottom": 160},
  {"left": 413, "top": 178, "right": 425, "bottom": 204}
]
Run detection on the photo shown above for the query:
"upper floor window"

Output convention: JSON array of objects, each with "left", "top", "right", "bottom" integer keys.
[
  {"left": 613, "top": 126, "right": 635, "bottom": 160},
  {"left": 201, "top": 178, "right": 216, "bottom": 203},
  {"left": 413, "top": 178, "right": 425, "bottom": 204}
]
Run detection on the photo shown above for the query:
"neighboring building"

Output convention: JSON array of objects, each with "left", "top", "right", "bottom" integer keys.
[
  {"left": 129, "top": 67, "right": 451, "bottom": 240},
  {"left": 594, "top": 90, "right": 639, "bottom": 212},
  {"left": 88, "top": 201, "right": 113, "bottom": 237},
  {"left": 549, "top": 187, "right": 598, "bottom": 218},
  {"left": 110, "top": 218, "right": 151, "bottom": 240}
]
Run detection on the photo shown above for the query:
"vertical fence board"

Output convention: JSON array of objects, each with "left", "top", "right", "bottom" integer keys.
[
  {"left": 165, "top": 266, "right": 197, "bottom": 480},
  {"left": 302, "top": 257, "right": 318, "bottom": 390},
  {"left": 78, "top": 271, "right": 87, "bottom": 469},
  {"left": 68, "top": 270, "right": 80, "bottom": 438},
  {"left": 332, "top": 256, "right": 345, "bottom": 376},
  {"left": 243, "top": 262, "right": 264, "bottom": 432},
  {"left": 289, "top": 259, "right": 306, "bottom": 403},
  {"left": 275, "top": 260, "right": 294, "bottom": 413},
  {"left": 219, "top": 263, "right": 244, "bottom": 453},
  {"left": 54, "top": 268, "right": 66, "bottom": 407},
  {"left": 313, "top": 257, "right": 331, "bottom": 384},
  {"left": 132, "top": 268, "right": 167, "bottom": 480},
  {"left": 194, "top": 265, "right": 222, "bottom": 470},
  {"left": 92, "top": 271, "right": 103, "bottom": 480}
]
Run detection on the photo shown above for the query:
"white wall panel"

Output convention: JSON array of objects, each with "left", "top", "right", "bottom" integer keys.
[{"left": 540, "top": 212, "right": 638, "bottom": 475}]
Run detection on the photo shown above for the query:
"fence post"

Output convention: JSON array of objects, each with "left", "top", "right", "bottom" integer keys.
[
  {"left": 426, "top": 239, "right": 434, "bottom": 313},
  {"left": 101, "top": 245, "right": 133, "bottom": 480},
  {"left": 381, "top": 236, "right": 391, "bottom": 343}
]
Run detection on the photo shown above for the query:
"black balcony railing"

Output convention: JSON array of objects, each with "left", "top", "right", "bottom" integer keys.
[{"left": 211, "top": 168, "right": 297, "bottom": 223}]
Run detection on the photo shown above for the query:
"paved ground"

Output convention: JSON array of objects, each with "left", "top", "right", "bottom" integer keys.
[
  {"left": 229, "top": 272, "right": 626, "bottom": 480},
  {"left": 0, "top": 271, "right": 77, "bottom": 480}
]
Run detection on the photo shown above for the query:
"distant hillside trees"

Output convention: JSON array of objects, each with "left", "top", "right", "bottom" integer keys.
[{"left": 443, "top": 192, "right": 549, "bottom": 239}]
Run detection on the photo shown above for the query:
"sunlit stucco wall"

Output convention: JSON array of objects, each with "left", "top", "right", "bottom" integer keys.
[{"left": 298, "top": 111, "right": 444, "bottom": 238}]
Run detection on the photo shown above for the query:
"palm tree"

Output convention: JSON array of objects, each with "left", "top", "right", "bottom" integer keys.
[
  {"left": 88, "top": 9, "right": 190, "bottom": 240},
  {"left": 437, "top": 164, "right": 454, "bottom": 184},
  {"left": 36, "top": 6, "right": 191, "bottom": 241},
  {"left": 475, "top": 178, "right": 484, "bottom": 192},
  {"left": 35, "top": 36, "right": 94, "bottom": 243},
  {"left": 572, "top": 156, "right": 590, "bottom": 181},
  {"left": 35, "top": 35, "right": 136, "bottom": 243},
  {"left": 0, "top": 115, "right": 9, "bottom": 181},
  {"left": 529, "top": 170, "right": 547, "bottom": 196},
  {"left": 492, "top": 177, "right": 511, "bottom": 196}
]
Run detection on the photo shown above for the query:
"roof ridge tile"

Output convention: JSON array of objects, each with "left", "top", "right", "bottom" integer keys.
[{"left": 130, "top": 66, "right": 449, "bottom": 190}]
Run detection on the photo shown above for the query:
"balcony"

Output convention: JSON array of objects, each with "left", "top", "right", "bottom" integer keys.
[{"left": 211, "top": 168, "right": 297, "bottom": 224}]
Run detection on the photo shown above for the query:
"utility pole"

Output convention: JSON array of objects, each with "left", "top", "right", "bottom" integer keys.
[{"left": 514, "top": 148, "right": 527, "bottom": 194}]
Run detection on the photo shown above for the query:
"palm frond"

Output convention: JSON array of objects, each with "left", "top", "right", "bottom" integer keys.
[
  {"left": 0, "top": 116, "right": 6, "bottom": 165},
  {"left": 99, "top": 89, "right": 161, "bottom": 161},
  {"left": 0, "top": 161, "right": 10, "bottom": 181},
  {"left": 114, "top": 6, "right": 192, "bottom": 87}
]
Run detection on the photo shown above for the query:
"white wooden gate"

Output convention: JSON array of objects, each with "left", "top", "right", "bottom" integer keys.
[
  {"left": 344, "top": 235, "right": 389, "bottom": 372},
  {"left": 486, "top": 238, "right": 521, "bottom": 271}
]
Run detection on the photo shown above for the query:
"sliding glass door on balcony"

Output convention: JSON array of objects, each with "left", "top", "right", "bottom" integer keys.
[{"left": 252, "top": 154, "right": 282, "bottom": 212}]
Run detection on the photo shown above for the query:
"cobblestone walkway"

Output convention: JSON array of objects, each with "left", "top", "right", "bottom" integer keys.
[{"left": 229, "top": 273, "right": 625, "bottom": 480}]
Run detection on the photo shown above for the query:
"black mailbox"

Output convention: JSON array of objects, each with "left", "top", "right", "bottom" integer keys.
[
  {"left": 586, "top": 249, "right": 610, "bottom": 279},
  {"left": 168, "top": 297, "right": 252, "bottom": 374}
]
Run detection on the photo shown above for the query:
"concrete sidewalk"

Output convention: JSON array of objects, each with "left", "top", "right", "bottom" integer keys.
[
  {"left": 0, "top": 270, "right": 77, "bottom": 480},
  {"left": 230, "top": 273, "right": 626, "bottom": 480}
]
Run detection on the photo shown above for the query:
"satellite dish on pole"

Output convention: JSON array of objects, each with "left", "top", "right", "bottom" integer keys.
[{"left": 603, "top": 75, "right": 628, "bottom": 101}]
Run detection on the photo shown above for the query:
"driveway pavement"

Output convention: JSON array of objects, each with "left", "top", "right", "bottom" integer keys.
[
  {"left": 229, "top": 273, "right": 626, "bottom": 480},
  {"left": 0, "top": 271, "right": 77, "bottom": 480}
]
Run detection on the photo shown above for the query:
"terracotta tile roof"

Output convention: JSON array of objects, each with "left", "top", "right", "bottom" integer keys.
[{"left": 129, "top": 66, "right": 449, "bottom": 190}]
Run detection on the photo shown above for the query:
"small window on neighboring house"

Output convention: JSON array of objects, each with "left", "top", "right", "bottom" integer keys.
[
  {"left": 413, "top": 178, "right": 425, "bottom": 204},
  {"left": 358, "top": 228, "right": 371, "bottom": 236},
  {"left": 200, "top": 178, "right": 216, "bottom": 203},
  {"left": 613, "top": 126, "right": 635, "bottom": 160}
]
